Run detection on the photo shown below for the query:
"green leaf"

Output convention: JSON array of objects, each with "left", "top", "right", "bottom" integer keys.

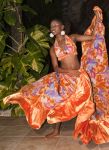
[
  {"left": 0, "top": 12, "right": 50, "bottom": 111},
  {"left": 11, "top": 105, "right": 24, "bottom": 117},
  {"left": 0, "top": 30, "right": 7, "bottom": 57},
  {"left": 28, "top": 25, "right": 49, "bottom": 39},
  {"left": 17, "top": 25, "right": 26, "bottom": 32},
  {"left": 39, "top": 42, "right": 49, "bottom": 49},
  {"left": 21, "top": 5, "right": 37, "bottom": 15},
  {"left": 12, "top": 55, "right": 29, "bottom": 77},
  {"left": 11, "top": 105, "right": 24, "bottom": 116},
  {"left": 0, "top": 101, "right": 10, "bottom": 110},
  {"left": 4, "top": 10, "right": 16, "bottom": 26},
  {"left": 40, "top": 64, "right": 49, "bottom": 77},
  {"left": 25, "top": 75, "right": 36, "bottom": 83},
  {"left": 0, "top": 85, "right": 12, "bottom": 99},
  {"left": 36, "top": 63, "right": 44, "bottom": 73},
  {"left": 0, "top": 12, "right": 3, "bottom": 20},
  {"left": 32, "top": 59, "right": 38, "bottom": 71},
  {"left": 44, "top": 0, "right": 53, "bottom": 4},
  {"left": 0, "top": 0, "right": 6, "bottom": 11},
  {"left": 1, "top": 56, "right": 13, "bottom": 75},
  {"left": 28, "top": 69, "right": 40, "bottom": 80},
  {"left": 40, "top": 47, "right": 48, "bottom": 57},
  {"left": 10, "top": 0, "right": 23, "bottom": 4},
  {"left": 28, "top": 25, "right": 49, "bottom": 57}
]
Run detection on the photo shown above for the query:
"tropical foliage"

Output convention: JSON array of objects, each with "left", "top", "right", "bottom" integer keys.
[{"left": 0, "top": 0, "right": 51, "bottom": 116}]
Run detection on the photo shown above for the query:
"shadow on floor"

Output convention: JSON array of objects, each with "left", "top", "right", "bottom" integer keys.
[{"left": 0, "top": 117, "right": 108, "bottom": 150}]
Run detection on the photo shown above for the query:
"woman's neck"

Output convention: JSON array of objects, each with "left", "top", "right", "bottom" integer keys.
[{"left": 56, "top": 34, "right": 65, "bottom": 42}]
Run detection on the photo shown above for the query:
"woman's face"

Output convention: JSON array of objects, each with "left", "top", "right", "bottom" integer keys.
[{"left": 50, "top": 20, "right": 64, "bottom": 36}]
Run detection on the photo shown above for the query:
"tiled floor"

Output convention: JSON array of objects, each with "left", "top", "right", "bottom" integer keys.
[{"left": 0, "top": 117, "right": 109, "bottom": 150}]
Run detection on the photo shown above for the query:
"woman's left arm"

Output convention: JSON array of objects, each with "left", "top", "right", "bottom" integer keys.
[
  {"left": 71, "top": 7, "right": 102, "bottom": 42},
  {"left": 70, "top": 34, "right": 94, "bottom": 42}
]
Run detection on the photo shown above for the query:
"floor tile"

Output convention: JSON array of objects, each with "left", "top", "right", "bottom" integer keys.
[
  {"left": 0, "top": 117, "right": 109, "bottom": 150},
  {"left": 0, "top": 117, "right": 28, "bottom": 126},
  {"left": 0, "top": 137, "right": 24, "bottom": 150},
  {"left": 0, "top": 126, "right": 31, "bottom": 137},
  {"left": 15, "top": 137, "right": 59, "bottom": 150},
  {"left": 27, "top": 126, "right": 54, "bottom": 137},
  {"left": 55, "top": 137, "right": 98, "bottom": 150},
  {"left": 60, "top": 126, "right": 73, "bottom": 136},
  {"left": 99, "top": 143, "right": 109, "bottom": 150}
]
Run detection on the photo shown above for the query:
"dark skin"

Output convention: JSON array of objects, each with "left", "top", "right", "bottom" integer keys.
[
  {"left": 46, "top": 9, "right": 100, "bottom": 138},
  {"left": 49, "top": 20, "right": 95, "bottom": 76}
]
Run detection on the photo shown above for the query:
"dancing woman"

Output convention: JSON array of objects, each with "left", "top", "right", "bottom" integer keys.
[{"left": 3, "top": 6, "right": 102, "bottom": 144}]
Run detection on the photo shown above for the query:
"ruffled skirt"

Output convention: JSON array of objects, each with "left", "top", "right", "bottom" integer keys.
[{"left": 3, "top": 69, "right": 94, "bottom": 132}]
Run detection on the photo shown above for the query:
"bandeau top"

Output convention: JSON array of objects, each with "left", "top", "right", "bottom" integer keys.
[{"left": 54, "top": 35, "right": 77, "bottom": 61}]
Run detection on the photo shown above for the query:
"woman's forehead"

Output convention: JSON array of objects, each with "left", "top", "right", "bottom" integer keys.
[{"left": 51, "top": 20, "right": 62, "bottom": 25}]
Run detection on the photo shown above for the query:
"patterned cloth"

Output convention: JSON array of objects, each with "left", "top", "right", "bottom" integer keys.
[
  {"left": 54, "top": 35, "right": 77, "bottom": 60},
  {"left": 74, "top": 6, "right": 109, "bottom": 144},
  {"left": 3, "top": 32, "right": 94, "bottom": 139},
  {"left": 3, "top": 70, "right": 94, "bottom": 130}
]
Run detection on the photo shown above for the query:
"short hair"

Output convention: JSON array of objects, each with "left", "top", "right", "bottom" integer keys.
[{"left": 50, "top": 18, "right": 64, "bottom": 25}]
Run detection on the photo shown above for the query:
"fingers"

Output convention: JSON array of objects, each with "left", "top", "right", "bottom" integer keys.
[
  {"left": 93, "top": 6, "right": 102, "bottom": 13},
  {"left": 93, "top": 6, "right": 103, "bottom": 22}
]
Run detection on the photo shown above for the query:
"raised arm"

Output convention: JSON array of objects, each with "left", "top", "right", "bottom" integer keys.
[
  {"left": 70, "top": 7, "right": 102, "bottom": 42},
  {"left": 70, "top": 34, "right": 94, "bottom": 42}
]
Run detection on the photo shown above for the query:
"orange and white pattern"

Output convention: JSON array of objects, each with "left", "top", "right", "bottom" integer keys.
[
  {"left": 74, "top": 6, "right": 109, "bottom": 144},
  {"left": 54, "top": 35, "right": 77, "bottom": 60},
  {"left": 3, "top": 69, "right": 94, "bottom": 130}
]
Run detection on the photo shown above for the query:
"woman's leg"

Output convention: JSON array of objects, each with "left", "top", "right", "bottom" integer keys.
[{"left": 45, "top": 122, "right": 62, "bottom": 138}]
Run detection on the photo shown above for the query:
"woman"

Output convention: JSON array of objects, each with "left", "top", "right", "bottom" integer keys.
[
  {"left": 3, "top": 6, "right": 99, "bottom": 144},
  {"left": 46, "top": 18, "right": 95, "bottom": 137}
]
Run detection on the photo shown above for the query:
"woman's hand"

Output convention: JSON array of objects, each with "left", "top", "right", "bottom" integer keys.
[
  {"left": 92, "top": 6, "right": 103, "bottom": 36},
  {"left": 93, "top": 6, "right": 102, "bottom": 23}
]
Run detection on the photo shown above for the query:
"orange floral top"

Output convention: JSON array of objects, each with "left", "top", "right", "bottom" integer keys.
[{"left": 54, "top": 35, "right": 77, "bottom": 60}]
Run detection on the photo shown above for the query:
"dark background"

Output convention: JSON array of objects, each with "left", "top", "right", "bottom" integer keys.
[{"left": 24, "top": 0, "right": 109, "bottom": 60}]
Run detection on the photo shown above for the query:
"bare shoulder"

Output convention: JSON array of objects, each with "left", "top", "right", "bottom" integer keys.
[{"left": 50, "top": 46, "right": 56, "bottom": 56}]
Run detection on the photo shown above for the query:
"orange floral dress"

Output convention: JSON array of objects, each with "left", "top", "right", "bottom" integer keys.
[
  {"left": 3, "top": 34, "right": 94, "bottom": 140},
  {"left": 73, "top": 6, "right": 109, "bottom": 144}
]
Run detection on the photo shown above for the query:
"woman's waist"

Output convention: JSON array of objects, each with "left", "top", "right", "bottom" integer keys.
[
  {"left": 60, "top": 66, "right": 80, "bottom": 71},
  {"left": 60, "top": 62, "right": 80, "bottom": 70}
]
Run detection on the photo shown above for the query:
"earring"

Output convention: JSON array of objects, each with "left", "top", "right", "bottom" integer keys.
[
  {"left": 61, "top": 30, "right": 65, "bottom": 35},
  {"left": 49, "top": 33, "right": 54, "bottom": 38}
]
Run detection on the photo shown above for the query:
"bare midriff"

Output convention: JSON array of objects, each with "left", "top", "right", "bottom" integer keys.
[{"left": 60, "top": 53, "right": 80, "bottom": 70}]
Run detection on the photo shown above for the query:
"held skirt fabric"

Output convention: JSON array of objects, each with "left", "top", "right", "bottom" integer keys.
[
  {"left": 73, "top": 6, "right": 109, "bottom": 144},
  {"left": 3, "top": 69, "right": 94, "bottom": 131}
]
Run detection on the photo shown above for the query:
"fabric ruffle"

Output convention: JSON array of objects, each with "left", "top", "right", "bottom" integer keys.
[
  {"left": 74, "top": 6, "right": 109, "bottom": 144},
  {"left": 3, "top": 69, "right": 94, "bottom": 131}
]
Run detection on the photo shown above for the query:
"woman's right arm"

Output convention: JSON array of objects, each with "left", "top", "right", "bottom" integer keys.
[{"left": 50, "top": 46, "right": 59, "bottom": 72}]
